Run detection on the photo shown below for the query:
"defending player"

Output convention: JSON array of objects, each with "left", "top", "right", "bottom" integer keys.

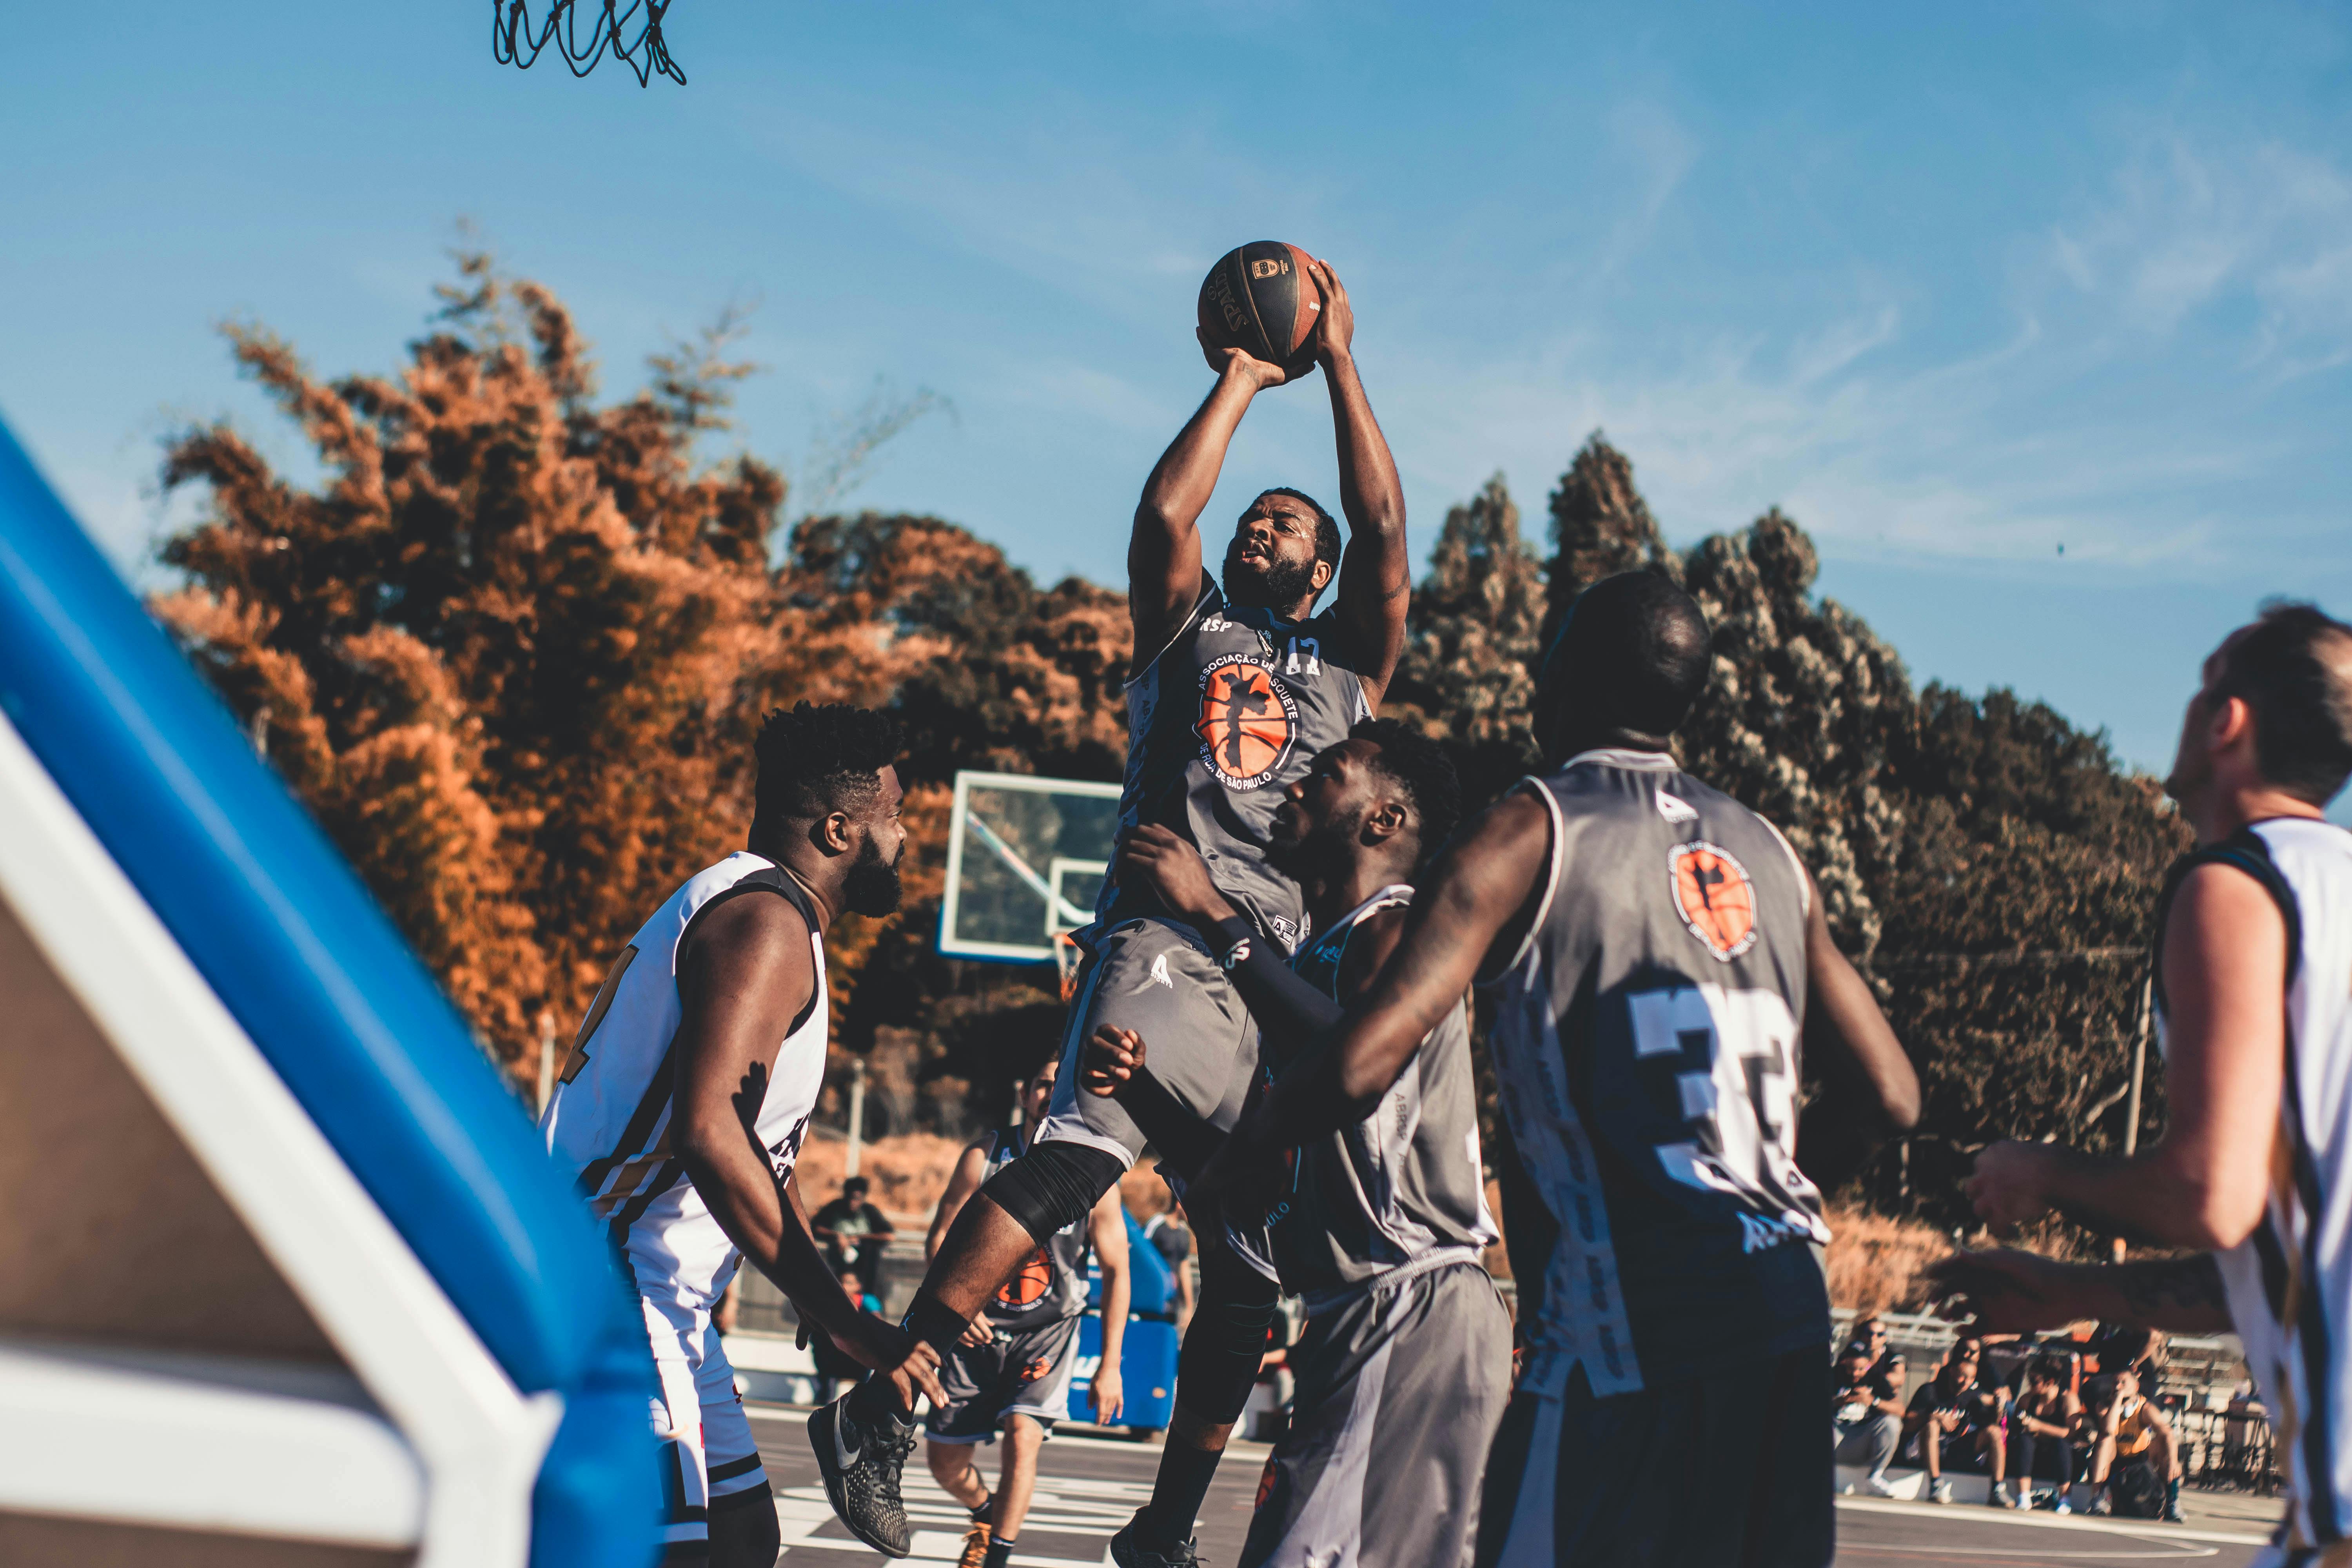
[
  {"left": 1935, "top": 603, "right": 2352, "bottom": 1568},
  {"left": 814, "top": 260, "right": 1411, "bottom": 1557},
  {"left": 1086, "top": 718, "right": 1511, "bottom": 1568},
  {"left": 1184, "top": 572, "right": 1922, "bottom": 1568},
  {"left": 540, "top": 703, "right": 946, "bottom": 1567},
  {"left": 924, "top": 1053, "right": 1130, "bottom": 1568}
]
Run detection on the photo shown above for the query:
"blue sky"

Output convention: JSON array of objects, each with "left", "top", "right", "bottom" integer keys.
[{"left": 5, "top": 2, "right": 2349, "bottom": 815}]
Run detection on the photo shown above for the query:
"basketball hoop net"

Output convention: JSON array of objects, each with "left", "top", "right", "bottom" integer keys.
[
  {"left": 492, "top": 0, "right": 686, "bottom": 86},
  {"left": 1052, "top": 932, "right": 1083, "bottom": 1003}
]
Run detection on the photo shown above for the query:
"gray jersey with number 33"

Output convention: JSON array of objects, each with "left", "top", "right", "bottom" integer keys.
[{"left": 1486, "top": 749, "right": 1827, "bottom": 1397}]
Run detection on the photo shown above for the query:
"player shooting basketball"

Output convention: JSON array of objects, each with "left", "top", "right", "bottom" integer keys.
[{"left": 812, "top": 257, "right": 1412, "bottom": 1562}]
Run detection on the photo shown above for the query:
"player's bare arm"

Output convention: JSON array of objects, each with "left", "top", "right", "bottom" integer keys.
[
  {"left": 1128, "top": 347, "right": 1289, "bottom": 673},
  {"left": 1966, "top": 863, "right": 2285, "bottom": 1249},
  {"left": 673, "top": 894, "right": 944, "bottom": 1408},
  {"left": 1793, "top": 863, "right": 1921, "bottom": 1189},
  {"left": 1309, "top": 260, "right": 1410, "bottom": 706},
  {"left": 1087, "top": 1186, "right": 1130, "bottom": 1423},
  {"left": 1928, "top": 1247, "right": 2233, "bottom": 1336}
]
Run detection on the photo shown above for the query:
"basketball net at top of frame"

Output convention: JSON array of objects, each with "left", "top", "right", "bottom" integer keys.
[{"left": 492, "top": 0, "right": 685, "bottom": 87}]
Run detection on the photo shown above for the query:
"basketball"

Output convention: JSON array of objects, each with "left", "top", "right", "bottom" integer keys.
[{"left": 1197, "top": 241, "right": 1325, "bottom": 376}]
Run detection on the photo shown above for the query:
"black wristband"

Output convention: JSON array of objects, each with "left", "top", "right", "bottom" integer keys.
[{"left": 904, "top": 1292, "right": 974, "bottom": 1355}]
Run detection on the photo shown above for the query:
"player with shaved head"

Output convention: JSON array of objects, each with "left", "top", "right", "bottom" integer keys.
[
  {"left": 813, "top": 259, "right": 1412, "bottom": 1561},
  {"left": 1183, "top": 571, "right": 1922, "bottom": 1568}
]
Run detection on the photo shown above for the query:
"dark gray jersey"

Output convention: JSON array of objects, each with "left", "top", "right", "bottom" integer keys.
[
  {"left": 978, "top": 1125, "right": 1091, "bottom": 1329},
  {"left": 1102, "top": 575, "right": 1372, "bottom": 952},
  {"left": 1266, "top": 887, "right": 1498, "bottom": 1307},
  {"left": 1486, "top": 750, "right": 1827, "bottom": 1397}
]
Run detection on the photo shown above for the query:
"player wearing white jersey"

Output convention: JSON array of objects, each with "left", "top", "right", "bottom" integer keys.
[
  {"left": 540, "top": 702, "right": 945, "bottom": 1568},
  {"left": 1939, "top": 602, "right": 2352, "bottom": 1567}
]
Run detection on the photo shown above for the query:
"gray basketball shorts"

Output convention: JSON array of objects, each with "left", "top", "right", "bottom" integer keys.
[
  {"left": 1241, "top": 1258, "right": 1513, "bottom": 1568},
  {"left": 1033, "top": 917, "right": 1261, "bottom": 1173},
  {"left": 924, "top": 1313, "right": 1084, "bottom": 1442}
]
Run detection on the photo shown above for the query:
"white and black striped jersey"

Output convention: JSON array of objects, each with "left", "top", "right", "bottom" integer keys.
[
  {"left": 2156, "top": 818, "right": 2352, "bottom": 1559},
  {"left": 1484, "top": 751, "right": 1827, "bottom": 1398},
  {"left": 539, "top": 851, "right": 828, "bottom": 1310}
]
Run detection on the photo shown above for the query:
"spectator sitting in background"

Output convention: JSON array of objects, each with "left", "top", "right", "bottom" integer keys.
[
  {"left": 2083, "top": 1367, "right": 2185, "bottom": 1521},
  {"left": 1141, "top": 1203, "right": 1195, "bottom": 1334},
  {"left": 2001, "top": 1355, "right": 2083, "bottom": 1512},
  {"left": 1833, "top": 1339, "right": 1906, "bottom": 1497},
  {"left": 812, "top": 1175, "right": 896, "bottom": 1285},
  {"left": 1856, "top": 1315, "right": 1908, "bottom": 1402},
  {"left": 810, "top": 1268, "right": 886, "bottom": 1403},
  {"left": 1904, "top": 1337, "right": 2004, "bottom": 1505}
]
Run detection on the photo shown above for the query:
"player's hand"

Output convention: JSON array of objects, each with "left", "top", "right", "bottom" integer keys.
[
  {"left": 1118, "top": 824, "right": 1236, "bottom": 929},
  {"left": 1965, "top": 1141, "right": 2058, "bottom": 1232},
  {"left": 1305, "top": 258, "right": 1353, "bottom": 365},
  {"left": 837, "top": 1316, "right": 948, "bottom": 1411},
  {"left": 1926, "top": 1248, "right": 2091, "bottom": 1335},
  {"left": 1081, "top": 1025, "right": 1145, "bottom": 1098},
  {"left": 959, "top": 1317, "right": 995, "bottom": 1348},
  {"left": 1197, "top": 328, "right": 1291, "bottom": 387},
  {"left": 1090, "top": 1363, "right": 1125, "bottom": 1424}
]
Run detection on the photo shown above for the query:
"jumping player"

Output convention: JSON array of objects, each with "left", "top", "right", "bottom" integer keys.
[
  {"left": 924, "top": 1053, "right": 1130, "bottom": 1568},
  {"left": 540, "top": 703, "right": 946, "bottom": 1567},
  {"left": 814, "top": 260, "right": 1411, "bottom": 1558},
  {"left": 1184, "top": 572, "right": 1922, "bottom": 1568},
  {"left": 1936, "top": 602, "right": 2352, "bottom": 1568},
  {"left": 1087, "top": 718, "right": 1511, "bottom": 1568}
]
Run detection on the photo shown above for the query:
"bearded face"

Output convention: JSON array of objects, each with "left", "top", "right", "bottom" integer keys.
[
  {"left": 1264, "top": 794, "right": 1361, "bottom": 883},
  {"left": 1222, "top": 531, "right": 1323, "bottom": 611},
  {"left": 843, "top": 832, "right": 904, "bottom": 917}
]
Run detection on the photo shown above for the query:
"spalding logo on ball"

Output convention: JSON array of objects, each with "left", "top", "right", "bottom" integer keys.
[{"left": 1198, "top": 241, "right": 1323, "bottom": 377}]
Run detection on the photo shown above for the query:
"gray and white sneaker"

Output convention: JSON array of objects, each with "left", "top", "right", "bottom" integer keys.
[
  {"left": 1110, "top": 1508, "right": 1201, "bottom": 1568},
  {"left": 809, "top": 1389, "right": 917, "bottom": 1557},
  {"left": 1928, "top": 1478, "right": 1955, "bottom": 1504}
]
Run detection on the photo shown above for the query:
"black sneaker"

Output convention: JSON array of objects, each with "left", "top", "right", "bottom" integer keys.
[
  {"left": 1110, "top": 1508, "right": 1201, "bottom": 1568},
  {"left": 809, "top": 1388, "right": 917, "bottom": 1557}
]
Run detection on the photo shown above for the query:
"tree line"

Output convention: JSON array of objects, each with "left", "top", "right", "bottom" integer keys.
[{"left": 153, "top": 258, "right": 2189, "bottom": 1228}]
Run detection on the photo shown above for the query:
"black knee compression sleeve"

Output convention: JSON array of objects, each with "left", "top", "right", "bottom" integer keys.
[
  {"left": 1174, "top": 1248, "right": 1283, "bottom": 1425},
  {"left": 979, "top": 1140, "right": 1127, "bottom": 1245}
]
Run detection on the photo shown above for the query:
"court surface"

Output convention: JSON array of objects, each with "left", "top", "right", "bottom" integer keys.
[{"left": 748, "top": 1405, "right": 2274, "bottom": 1567}]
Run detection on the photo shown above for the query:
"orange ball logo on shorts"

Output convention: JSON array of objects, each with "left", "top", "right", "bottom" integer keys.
[
  {"left": 997, "top": 1245, "right": 1054, "bottom": 1308},
  {"left": 1194, "top": 654, "right": 1299, "bottom": 790},
  {"left": 1668, "top": 842, "right": 1759, "bottom": 962}
]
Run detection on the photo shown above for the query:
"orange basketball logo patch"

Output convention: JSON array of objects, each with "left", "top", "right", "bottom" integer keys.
[
  {"left": 1194, "top": 653, "right": 1299, "bottom": 789},
  {"left": 997, "top": 1245, "right": 1054, "bottom": 1308},
  {"left": 1668, "top": 842, "right": 1759, "bottom": 962}
]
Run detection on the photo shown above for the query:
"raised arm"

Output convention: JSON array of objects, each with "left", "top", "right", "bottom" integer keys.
[
  {"left": 671, "top": 895, "right": 943, "bottom": 1407},
  {"left": 1129, "top": 347, "right": 1289, "bottom": 675},
  {"left": 1308, "top": 261, "right": 1410, "bottom": 707},
  {"left": 1793, "top": 863, "right": 1921, "bottom": 1190}
]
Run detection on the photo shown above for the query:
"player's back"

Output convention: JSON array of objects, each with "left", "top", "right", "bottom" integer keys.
[
  {"left": 2169, "top": 817, "right": 2352, "bottom": 1547},
  {"left": 1486, "top": 749, "right": 1825, "bottom": 1398}
]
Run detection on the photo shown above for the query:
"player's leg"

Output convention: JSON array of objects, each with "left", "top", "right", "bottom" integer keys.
[
  {"left": 987, "top": 1312, "right": 1081, "bottom": 1565},
  {"left": 1241, "top": 1260, "right": 1511, "bottom": 1568},
  {"left": 925, "top": 1333, "right": 1010, "bottom": 1566},
  {"left": 639, "top": 1295, "right": 719, "bottom": 1564},
  {"left": 819, "top": 921, "right": 1254, "bottom": 1551},
  {"left": 695, "top": 1326, "right": 779, "bottom": 1568},
  {"left": 1114, "top": 1243, "right": 1284, "bottom": 1566},
  {"left": 987, "top": 1414, "right": 1047, "bottom": 1564}
]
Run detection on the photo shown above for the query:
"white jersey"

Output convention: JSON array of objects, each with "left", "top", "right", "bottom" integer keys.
[
  {"left": 2157, "top": 818, "right": 2352, "bottom": 1558},
  {"left": 540, "top": 851, "right": 829, "bottom": 1311}
]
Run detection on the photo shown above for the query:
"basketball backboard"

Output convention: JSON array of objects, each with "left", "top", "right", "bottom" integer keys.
[{"left": 939, "top": 771, "right": 1123, "bottom": 964}]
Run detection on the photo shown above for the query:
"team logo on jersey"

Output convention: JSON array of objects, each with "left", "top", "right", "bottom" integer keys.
[
  {"left": 1667, "top": 841, "right": 1759, "bottom": 962},
  {"left": 1194, "top": 653, "right": 1299, "bottom": 789},
  {"left": 998, "top": 1244, "right": 1054, "bottom": 1308}
]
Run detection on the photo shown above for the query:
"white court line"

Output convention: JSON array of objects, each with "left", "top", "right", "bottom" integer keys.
[{"left": 1835, "top": 1496, "right": 2271, "bottom": 1547}]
